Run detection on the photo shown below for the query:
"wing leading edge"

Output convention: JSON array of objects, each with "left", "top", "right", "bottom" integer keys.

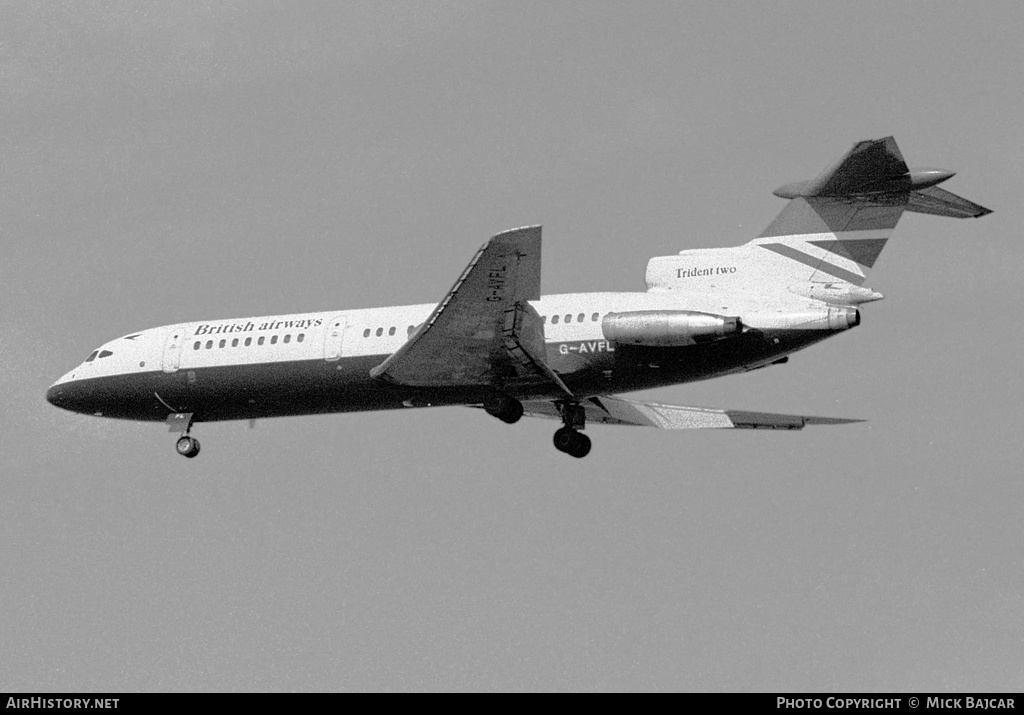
[{"left": 517, "top": 395, "right": 863, "bottom": 430}]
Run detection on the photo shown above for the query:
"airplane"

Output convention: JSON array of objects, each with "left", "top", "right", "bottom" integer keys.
[{"left": 45, "top": 137, "right": 990, "bottom": 459}]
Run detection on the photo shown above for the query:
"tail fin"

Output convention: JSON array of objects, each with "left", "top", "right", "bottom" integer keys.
[
  {"left": 749, "top": 136, "right": 990, "bottom": 286},
  {"left": 645, "top": 137, "right": 989, "bottom": 294}
]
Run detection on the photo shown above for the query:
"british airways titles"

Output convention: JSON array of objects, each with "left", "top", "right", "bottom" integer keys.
[{"left": 193, "top": 318, "right": 324, "bottom": 336}]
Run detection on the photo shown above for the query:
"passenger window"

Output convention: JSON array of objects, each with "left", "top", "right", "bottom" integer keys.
[
  {"left": 206, "top": 340, "right": 213, "bottom": 349},
  {"left": 375, "top": 327, "right": 383, "bottom": 337},
  {"left": 592, "top": 312, "right": 599, "bottom": 322},
  {"left": 564, "top": 314, "right": 572, "bottom": 323},
  {"left": 245, "top": 337, "right": 252, "bottom": 346},
  {"left": 219, "top": 339, "right": 226, "bottom": 348},
  {"left": 551, "top": 315, "right": 559, "bottom": 324},
  {"left": 98, "top": 350, "right": 113, "bottom": 358},
  {"left": 193, "top": 341, "right": 200, "bottom": 351},
  {"left": 407, "top": 325, "right": 415, "bottom": 335},
  {"left": 297, "top": 334, "right": 304, "bottom": 343},
  {"left": 258, "top": 336, "right": 265, "bottom": 346},
  {"left": 270, "top": 335, "right": 278, "bottom": 345},
  {"left": 232, "top": 338, "right": 239, "bottom": 347},
  {"left": 85, "top": 351, "right": 98, "bottom": 363},
  {"left": 284, "top": 334, "right": 291, "bottom": 344},
  {"left": 363, "top": 328, "right": 370, "bottom": 338},
  {"left": 388, "top": 327, "right": 396, "bottom": 336},
  {"left": 542, "top": 316, "right": 546, "bottom": 322},
  {"left": 577, "top": 313, "right": 585, "bottom": 323}
]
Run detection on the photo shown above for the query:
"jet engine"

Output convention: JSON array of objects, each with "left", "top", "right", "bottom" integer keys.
[{"left": 602, "top": 311, "right": 742, "bottom": 347}]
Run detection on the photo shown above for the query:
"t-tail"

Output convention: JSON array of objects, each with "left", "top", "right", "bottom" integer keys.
[{"left": 646, "top": 136, "right": 991, "bottom": 302}]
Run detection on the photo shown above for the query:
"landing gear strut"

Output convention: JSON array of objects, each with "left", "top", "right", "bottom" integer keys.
[
  {"left": 167, "top": 412, "right": 200, "bottom": 458},
  {"left": 553, "top": 401, "right": 591, "bottom": 458}
]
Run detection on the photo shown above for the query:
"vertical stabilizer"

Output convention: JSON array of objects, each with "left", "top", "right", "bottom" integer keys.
[
  {"left": 645, "top": 137, "right": 990, "bottom": 293},
  {"left": 748, "top": 136, "right": 990, "bottom": 287}
]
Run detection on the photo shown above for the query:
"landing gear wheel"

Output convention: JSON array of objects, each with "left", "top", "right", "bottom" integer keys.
[
  {"left": 569, "top": 431, "right": 591, "bottom": 459},
  {"left": 553, "top": 426, "right": 574, "bottom": 452},
  {"left": 483, "top": 392, "right": 524, "bottom": 424},
  {"left": 175, "top": 435, "right": 201, "bottom": 459},
  {"left": 553, "top": 427, "right": 591, "bottom": 458}
]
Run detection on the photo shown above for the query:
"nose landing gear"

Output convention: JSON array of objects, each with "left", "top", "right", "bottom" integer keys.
[{"left": 167, "top": 412, "right": 200, "bottom": 459}]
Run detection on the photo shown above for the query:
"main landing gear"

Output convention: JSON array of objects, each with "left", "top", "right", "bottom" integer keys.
[
  {"left": 553, "top": 426, "right": 591, "bottom": 458},
  {"left": 553, "top": 401, "right": 591, "bottom": 459},
  {"left": 484, "top": 392, "right": 592, "bottom": 458},
  {"left": 167, "top": 412, "right": 200, "bottom": 459}
]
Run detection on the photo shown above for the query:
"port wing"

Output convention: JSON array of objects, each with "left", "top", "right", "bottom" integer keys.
[
  {"left": 518, "top": 395, "right": 863, "bottom": 430},
  {"left": 371, "top": 226, "right": 566, "bottom": 392}
]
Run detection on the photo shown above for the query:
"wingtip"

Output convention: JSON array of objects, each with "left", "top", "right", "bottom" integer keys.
[{"left": 803, "top": 417, "right": 867, "bottom": 426}]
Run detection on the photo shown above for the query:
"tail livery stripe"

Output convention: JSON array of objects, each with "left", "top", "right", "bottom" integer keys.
[
  {"left": 759, "top": 243, "right": 866, "bottom": 285},
  {"left": 806, "top": 237, "right": 889, "bottom": 268}
]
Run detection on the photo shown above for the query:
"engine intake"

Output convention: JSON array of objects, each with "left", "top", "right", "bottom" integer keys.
[{"left": 602, "top": 311, "right": 742, "bottom": 347}]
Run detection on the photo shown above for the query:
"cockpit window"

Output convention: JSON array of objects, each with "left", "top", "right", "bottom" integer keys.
[
  {"left": 85, "top": 351, "right": 99, "bottom": 363},
  {"left": 98, "top": 350, "right": 113, "bottom": 358}
]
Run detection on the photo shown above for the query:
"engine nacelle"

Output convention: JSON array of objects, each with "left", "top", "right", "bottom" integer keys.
[
  {"left": 746, "top": 306, "right": 860, "bottom": 331},
  {"left": 602, "top": 311, "right": 742, "bottom": 347}
]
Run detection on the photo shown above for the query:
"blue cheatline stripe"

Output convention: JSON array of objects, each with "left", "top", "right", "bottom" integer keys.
[{"left": 759, "top": 243, "right": 865, "bottom": 285}]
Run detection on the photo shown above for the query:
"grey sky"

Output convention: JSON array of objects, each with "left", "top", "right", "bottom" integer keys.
[{"left": 3, "top": 1, "right": 1023, "bottom": 691}]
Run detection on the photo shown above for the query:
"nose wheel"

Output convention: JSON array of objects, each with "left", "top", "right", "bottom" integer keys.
[
  {"left": 175, "top": 435, "right": 201, "bottom": 458},
  {"left": 167, "top": 412, "right": 201, "bottom": 458}
]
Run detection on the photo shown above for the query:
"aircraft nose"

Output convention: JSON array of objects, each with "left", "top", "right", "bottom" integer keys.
[
  {"left": 46, "top": 382, "right": 65, "bottom": 407},
  {"left": 46, "top": 375, "right": 86, "bottom": 413}
]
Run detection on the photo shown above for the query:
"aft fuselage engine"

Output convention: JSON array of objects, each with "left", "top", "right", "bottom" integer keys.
[{"left": 601, "top": 310, "right": 743, "bottom": 347}]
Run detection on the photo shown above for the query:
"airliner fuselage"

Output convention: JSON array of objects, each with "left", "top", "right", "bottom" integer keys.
[
  {"left": 46, "top": 292, "right": 830, "bottom": 424},
  {"left": 45, "top": 137, "right": 990, "bottom": 458}
]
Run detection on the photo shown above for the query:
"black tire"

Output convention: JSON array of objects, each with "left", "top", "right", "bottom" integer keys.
[
  {"left": 567, "top": 431, "right": 591, "bottom": 459},
  {"left": 176, "top": 436, "right": 194, "bottom": 456},
  {"left": 484, "top": 393, "right": 524, "bottom": 424},
  {"left": 176, "top": 436, "right": 201, "bottom": 458},
  {"left": 553, "top": 427, "right": 575, "bottom": 453},
  {"left": 502, "top": 398, "right": 524, "bottom": 424}
]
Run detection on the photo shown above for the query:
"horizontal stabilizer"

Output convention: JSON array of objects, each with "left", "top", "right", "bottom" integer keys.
[
  {"left": 509, "top": 395, "right": 863, "bottom": 431},
  {"left": 774, "top": 136, "right": 910, "bottom": 198},
  {"left": 905, "top": 185, "right": 992, "bottom": 219}
]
